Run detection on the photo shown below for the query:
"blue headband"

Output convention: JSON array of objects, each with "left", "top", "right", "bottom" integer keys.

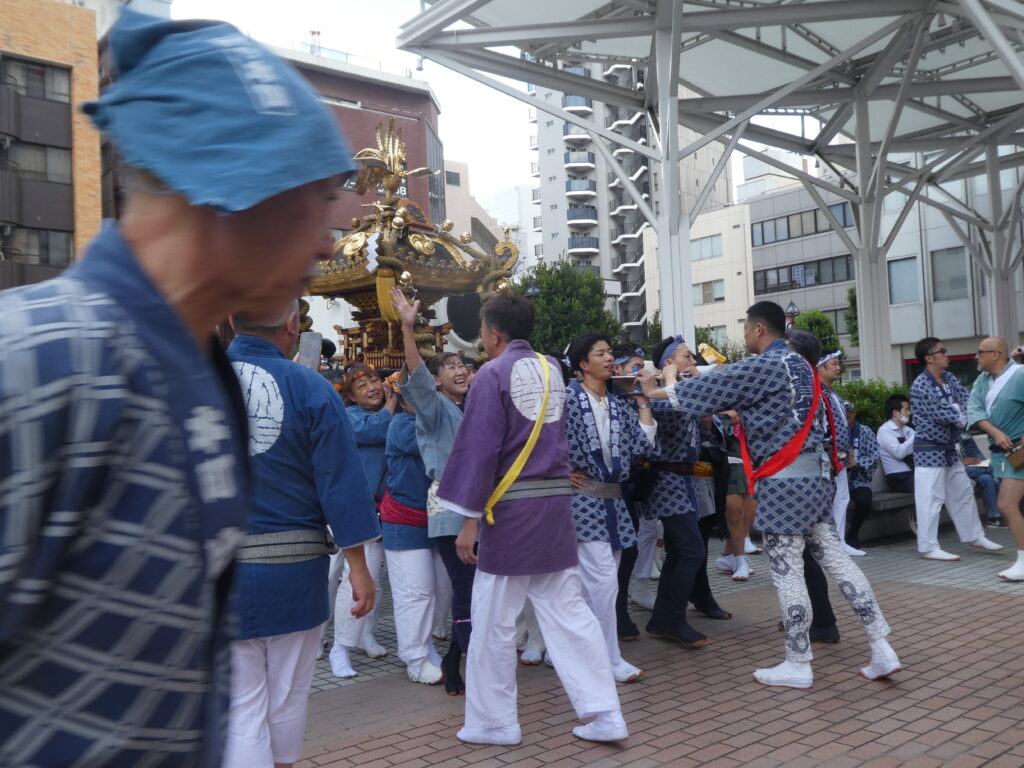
[
  {"left": 658, "top": 336, "right": 685, "bottom": 369},
  {"left": 614, "top": 347, "right": 644, "bottom": 366},
  {"left": 84, "top": 10, "right": 354, "bottom": 213}
]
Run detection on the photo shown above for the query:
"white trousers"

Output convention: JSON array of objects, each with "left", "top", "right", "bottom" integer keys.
[
  {"left": 223, "top": 628, "right": 320, "bottom": 768},
  {"left": 577, "top": 541, "right": 623, "bottom": 667},
  {"left": 635, "top": 516, "right": 660, "bottom": 579},
  {"left": 831, "top": 468, "right": 851, "bottom": 541},
  {"left": 385, "top": 546, "right": 441, "bottom": 675},
  {"left": 914, "top": 464, "right": 984, "bottom": 553},
  {"left": 334, "top": 539, "right": 384, "bottom": 647},
  {"left": 465, "top": 567, "right": 621, "bottom": 730}
]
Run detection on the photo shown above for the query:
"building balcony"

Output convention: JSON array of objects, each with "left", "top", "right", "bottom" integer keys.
[
  {"left": 531, "top": 187, "right": 542, "bottom": 204},
  {"left": 527, "top": 107, "right": 537, "bottom": 123},
  {"left": 610, "top": 218, "right": 649, "bottom": 245},
  {"left": 528, "top": 134, "right": 538, "bottom": 149},
  {"left": 566, "top": 206, "right": 598, "bottom": 227},
  {"left": 562, "top": 95, "right": 593, "bottom": 114},
  {"left": 530, "top": 162, "right": 540, "bottom": 177},
  {"left": 564, "top": 151, "right": 595, "bottom": 170},
  {"left": 532, "top": 215, "right": 543, "bottom": 231},
  {"left": 617, "top": 277, "right": 645, "bottom": 301},
  {"left": 567, "top": 235, "right": 599, "bottom": 255},
  {"left": 562, "top": 122, "right": 591, "bottom": 142},
  {"left": 612, "top": 247, "right": 644, "bottom": 274},
  {"left": 565, "top": 179, "right": 597, "bottom": 197},
  {"left": 621, "top": 299, "right": 648, "bottom": 326}
]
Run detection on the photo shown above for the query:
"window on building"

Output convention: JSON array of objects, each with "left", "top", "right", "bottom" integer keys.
[
  {"left": 444, "top": 171, "right": 461, "bottom": 186},
  {"left": 10, "top": 227, "right": 72, "bottom": 267},
  {"left": 692, "top": 279, "right": 725, "bottom": 305},
  {"left": 751, "top": 222, "right": 763, "bottom": 247},
  {"left": 547, "top": 148, "right": 555, "bottom": 154},
  {"left": 752, "top": 254, "right": 854, "bottom": 295},
  {"left": 534, "top": 244, "right": 544, "bottom": 257},
  {"left": 931, "top": 246, "right": 968, "bottom": 301},
  {"left": 692, "top": 233, "right": 722, "bottom": 261},
  {"left": 2, "top": 58, "right": 70, "bottom": 102},
  {"left": 709, "top": 325, "right": 727, "bottom": 347},
  {"left": 549, "top": 203, "right": 558, "bottom": 210},
  {"left": 425, "top": 125, "right": 446, "bottom": 223},
  {"left": 550, "top": 231, "right": 560, "bottom": 239},
  {"left": 788, "top": 213, "right": 803, "bottom": 238},
  {"left": 762, "top": 218, "right": 777, "bottom": 244},
  {"left": 545, "top": 120, "right": 553, "bottom": 127},
  {"left": 887, "top": 256, "right": 919, "bottom": 304},
  {"left": 822, "top": 308, "right": 849, "bottom": 335},
  {"left": 8, "top": 142, "right": 72, "bottom": 184},
  {"left": 754, "top": 271, "right": 766, "bottom": 294}
]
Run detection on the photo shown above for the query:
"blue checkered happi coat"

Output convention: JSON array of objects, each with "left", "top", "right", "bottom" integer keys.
[
  {"left": 665, "top": 339, "right": 832, "bottom": 534},
  {"left": 910, "top": 370, "right": 970, "bottom": 468},
  {"left": 642, "top": 402, "right": 700, "bottom": 521},
  {"left": 848, "top": 421, "right": 879, "bottom": 490}
]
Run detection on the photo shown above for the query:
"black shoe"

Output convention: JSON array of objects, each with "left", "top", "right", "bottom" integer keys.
[
  {"left": 646, "top": 620, "right": 707, "bottom": 647},
  {"left": 692, "top": 602, "right": 732, "bottom": 620},
  {"left": 442, "top": 644, "right": 465, "bottom": 696},
  {"left": 809, "top": 625, "right": 841, "bottom": 644},
  {"left": 986, "top": 517, "right": 1010, "bottom": 528},
  {"left": 618, "top": 615, "right": 640, "bottom": 641}
]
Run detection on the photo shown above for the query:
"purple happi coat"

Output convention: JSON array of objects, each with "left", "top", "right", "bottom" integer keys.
[{"left": 437, "top": 339, "right": 578, "bottom": 576}]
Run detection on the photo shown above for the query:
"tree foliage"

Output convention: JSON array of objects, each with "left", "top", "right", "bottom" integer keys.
[
  {"left": 516, "top": 259, "right": 622, "bottom": 356},
  {"left": 639, "top": 309, "right": 662, "bottom": 356},
  {"left": 793, "top": 308, "right": 842, "bottom": 359},
  {"left": 834, "top": 379, "right": 909, "bottom": 432},
  {"left": 844, "top": 286, "right": 859, "bottom": 347}
]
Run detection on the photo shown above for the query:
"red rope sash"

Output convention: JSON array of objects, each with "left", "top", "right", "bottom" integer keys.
[
  {"left": 379, "top": 490, "right": 428, "bottom": 527},
  {"left": 737, "top": 362, "right": 835, "bottom": 494}
]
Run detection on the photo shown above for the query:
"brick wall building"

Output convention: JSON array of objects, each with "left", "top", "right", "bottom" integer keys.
[{"left": 0, "top": 0, "right": 101, "bottom": 289}]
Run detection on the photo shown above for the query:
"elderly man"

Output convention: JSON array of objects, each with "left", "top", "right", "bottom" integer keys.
[
  {"left": 223, "top": 303, "right": 379, "bottom": 768},
  {"left": 910, "top": 338, "right": 1002, "bottom": 560},
  {"left": 0, "top": 10, "right": 354, "bottom": 766},
  {"left": 967, "top": 337, "right": 1024, "bottom": 580}
]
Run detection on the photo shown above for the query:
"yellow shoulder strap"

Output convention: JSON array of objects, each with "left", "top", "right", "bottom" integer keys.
[{"left": 483, "top": 352, "right": 551, "bottom": 525}]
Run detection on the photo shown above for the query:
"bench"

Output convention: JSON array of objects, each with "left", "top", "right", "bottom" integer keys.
[{"left": 869, "top": 491, "right": 917, "bottom": 534}]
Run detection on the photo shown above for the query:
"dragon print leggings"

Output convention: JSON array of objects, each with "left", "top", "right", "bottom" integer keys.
[{"left": 764, "top": 520, "right": 890, "bottom": 662}]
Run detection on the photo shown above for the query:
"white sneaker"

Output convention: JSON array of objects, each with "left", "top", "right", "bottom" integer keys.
[
  {"left": 861, "top": 639, "right": 902, "bottom": 680},
  {"left": 998, "top": 561, "right": 1024, "bottom": 581},
  {"left": 457, "top": 725, "right": 522, "bottom": 745},
  {"left": 520, "top": 649, "right": 543, "bottom": 665},
  {"left": 629, "top": 579, "right": 656, "bottom": 610},
  {"left": 971, "top": 535, "right": 1004, "bottom": 552},
  {"left": 732, "top": 555, "right": 752, "bottom": 581},
  {"left": 843, "top": 543, "right": 867, "bottom": 557},
  {"left": 611, "top": 659, "right": 643, "bottom": 683},
  {"left": 753, "top": 661, "right": 813, "bottom": 689},
  {"left": 715, "top": 554, "right": 736, "bottom": 573},
  {"left": 744, "top": 537, "right": 763, "bottom": 555},
  {"left": 921, "top": 549, "right": 960, "bottom": 561},
  {"left": 573, "top": 711, "right": 628, "bottom": 743},
  {"left": 329, "top": 645, "right": 357, "bottom": 678},
  {"left": 408, "top": 660, "right": 443, "bottom": 685},
  {"left": 359, "top": 635, "right": 387, "bottom": 659}
]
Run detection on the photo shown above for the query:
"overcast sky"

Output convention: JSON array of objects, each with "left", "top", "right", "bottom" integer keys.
[{"left": 171, "top": 0, "right": 536, "bottom": 208}]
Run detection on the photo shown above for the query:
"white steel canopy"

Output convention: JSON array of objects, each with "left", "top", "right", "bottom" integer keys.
[{"left": 398, "top": 0, "right": 1024, "bottom": 379}]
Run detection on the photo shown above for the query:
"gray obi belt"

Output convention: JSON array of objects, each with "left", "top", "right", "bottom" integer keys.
[
  {"left": 499, "top": 477, "right": 574, "bottom": 502},
  {"left": 236, "top": 529, "right": 338, "bottom": 565},
  {"left": 769, "top": 450, "right": 832, "bottom": 480},
  {"left": 572, "top": 478, "right": 623, "bottom": 499}
]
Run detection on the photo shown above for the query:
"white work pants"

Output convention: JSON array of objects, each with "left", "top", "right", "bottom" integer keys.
[
  {"left": 576, "top": 541, "right": 623, "bottom": 667},
  {"left": 223, "top": 627, "right": 320, "bottom": 768},
  {"left": 465, "top": 567, "right": 620, "bottom": 731},
  {"left": 635, "top": 516, "right": 660, "bottom": 578},
  {"left": 385, "top": 546, "right": 442, "bottom": 676},
  {"left": 333, "top": 539, "right": 384, "bottom": 647},
  {"left": 914, "top": 464, "right": 984, "bottom": 553},
  {"left": 832, "top": 468, "right": 850, "bottom": 541}
]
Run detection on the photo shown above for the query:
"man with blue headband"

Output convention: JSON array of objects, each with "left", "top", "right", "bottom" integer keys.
[{"left": 0, "top": 10, "right": 357, "bottom": 767}]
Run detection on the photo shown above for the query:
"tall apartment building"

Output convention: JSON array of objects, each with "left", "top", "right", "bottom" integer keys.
[
  {"left": 530, "top": 63, "right": 732, "bottom": 340},
  {"left": 443, "top": 159, "right": 502, "bottom": 252},
  {"left": 1, "top": 0, "right": 101, "bottom": 289}
]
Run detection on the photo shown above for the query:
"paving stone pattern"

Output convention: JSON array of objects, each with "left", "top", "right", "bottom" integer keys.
[{"left": 299, "top": 525, "right": 1024, "bottom": 767}]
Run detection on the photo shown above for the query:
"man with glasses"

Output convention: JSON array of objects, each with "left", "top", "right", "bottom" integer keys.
[
  {"left": 967, "top": 337, "right": 1024, "bottom": 580},
  {"left": 910, "top": 337, "right": 1002, "bottom": 560}
]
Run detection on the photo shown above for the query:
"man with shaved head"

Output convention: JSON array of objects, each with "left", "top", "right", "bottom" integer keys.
[{"left": 968, "top": 337, "right": 1024, "bottom": 581}]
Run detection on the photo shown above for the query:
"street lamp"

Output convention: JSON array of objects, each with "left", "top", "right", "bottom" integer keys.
[
  {"left": 525, "top": 278, "right": 541, "bottom": 298},
  {"left": 785, "top": 301, "right": 800, "bottom": 329}
]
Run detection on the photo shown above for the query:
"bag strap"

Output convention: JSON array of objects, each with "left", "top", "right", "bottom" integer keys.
[
  {"left": 483, "top": 352, "right": 551, "bottom": 525},
  {"left": 738, "top": 360, "right": 823, "bottom": 494}
]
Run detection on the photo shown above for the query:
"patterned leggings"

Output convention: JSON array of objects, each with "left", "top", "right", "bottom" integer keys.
[{"left": 765, "top": 520, "right": 890, "bottom": 663}]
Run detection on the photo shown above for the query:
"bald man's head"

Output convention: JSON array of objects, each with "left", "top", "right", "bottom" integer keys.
[{"left": 977, "top": 336, "right": 1010, "bottom": 374}]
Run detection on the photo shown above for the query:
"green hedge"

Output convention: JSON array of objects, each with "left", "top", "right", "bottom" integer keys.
[{"left": 833, "top": 379, "right": 909, "bottom": 433}]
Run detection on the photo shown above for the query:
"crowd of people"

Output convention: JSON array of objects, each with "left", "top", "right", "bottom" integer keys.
[{"left": 1, "top": 11, "right": 1023, "bottom": 767}]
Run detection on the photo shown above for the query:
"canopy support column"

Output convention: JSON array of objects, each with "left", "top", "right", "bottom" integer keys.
[{"left": 985, "top": 143, "right": 1022, "bottom": 343}]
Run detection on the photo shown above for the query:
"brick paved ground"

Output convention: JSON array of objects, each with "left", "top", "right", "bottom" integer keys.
[{"left": 297, "top": 525, "right": 1024, "bottom": 768}]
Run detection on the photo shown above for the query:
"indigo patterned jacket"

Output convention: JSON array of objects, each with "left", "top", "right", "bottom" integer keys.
[
  {"left": 566, "top": 380, "right": 653, "bottom": 549},
  {"left": 910, "top": 370, "right": 969, "bottom": 468},
  {"left": 848, "top": 421, "right": 879, "bottom": 490},
  {"left": 642, "top": 401, "right": 701, "bottom": 520}
]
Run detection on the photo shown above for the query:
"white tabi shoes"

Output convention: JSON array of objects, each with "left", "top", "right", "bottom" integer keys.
[
  {"left": 612, "top": 659, "right": 643, "bottom": 683},
  {"left": 572, "top": 711, "right": 629, "bottom": 743},
  {"left": 861, "top": 638, "right": 902, "bottom": 681},
  {"left": 329, "top": 646, "right": 357, "bottom": 678},
  {"left": 843, "top": 543, "right": 867, "bottom": 557},
  {"left": 921, "top": 548, "right": 960, "bottom": 561},
  {"left": 408, "top": 659, "right": 443, "bottom": 685},
  {"left": 971, "top": 535, "right": 1004, "bottom": 552},
  {"left": 520, "top": 649, "right": 543, "bottom": 665},
  {"left": 358, "top": 634, "right": 388, "bottom": 659},
  {"left": 753, "top": 661, "right": 814, "bottom": 689},
  {"left": 732, "top": 555, "right": 752, "bottom": 581},
  {"left": 998, "top": 552, "right": 1024, "bottom": 581},
  {"left": 457, "top": 725, "right": 522, "bottom": 745},
  {"left": 715, "top": 554, "right": 735, "bottom": 573},
  {"left": 629, "top": 578, "right": 656, "bottom": 610},
  {"left": 744, "top": 537, "right": 763, "bottom": 555}
]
